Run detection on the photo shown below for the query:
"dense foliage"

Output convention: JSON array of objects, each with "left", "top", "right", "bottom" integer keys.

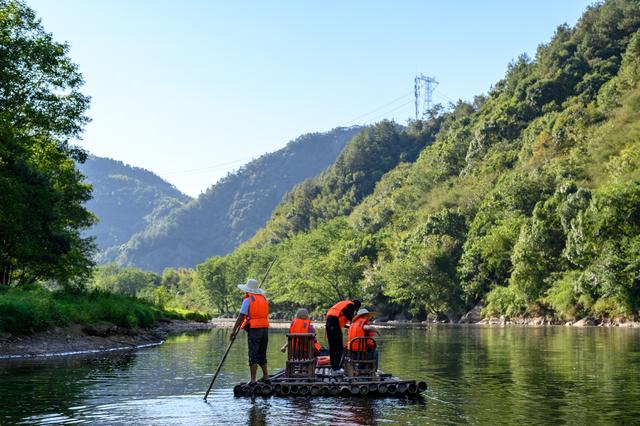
[
  {"left": 88, "top": 263, "right": 212, "bottom": 320},
  {"left": 4, "top": 0, "right": 640, "bottom": 327},
  {"left": 187, "top": 0, "right": 640, "bottom": 321},
  {"left": 77, "top": 155, "right": 191, "bottom": 252},
  {"left": 0, "top": 285, "right": 199, "bottom": 335},
  {"left": 0, "top": 0, "right": 94, "bottom": 287},
  {"left": 255, "top": 120, "right": 441, "bottom": 243},
  {"left": 101, "top": 127, "right": 363, "bottom": 272}
]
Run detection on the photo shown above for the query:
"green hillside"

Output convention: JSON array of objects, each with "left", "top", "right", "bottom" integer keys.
[
  {"left": 190, "top": 0, "right": 640, "bottom": 321},
  {"left": 4, "top": 0, "right": 639, "bottom": 324},
  {"left": 78, "top": 155, "right": 191, "bottom": 252},
  {"left": 103, "top": 127, "right": 363, "bottom": 272}
]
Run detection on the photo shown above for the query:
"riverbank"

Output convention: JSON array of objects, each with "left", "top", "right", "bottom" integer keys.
[
  {"left": 474, "top": 316, "right": 640, "bottom": 327},
  {"left": 209, "top": 318, "right": 400, "bottom": 329},
  {"left": 209, "top": 316, "right": 640, "bottom": 329},
  {"left": 0, "top": 320, "right": 217, "bottom": 359}
]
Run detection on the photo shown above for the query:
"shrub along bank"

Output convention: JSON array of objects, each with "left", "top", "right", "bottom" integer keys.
[{"left": 0, "top": 285, "right": 209, "bottom": 336}]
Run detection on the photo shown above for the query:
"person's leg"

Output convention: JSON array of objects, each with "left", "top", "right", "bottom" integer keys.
[
  {"left": 335, "top": 329, "right": 343, "bottom": 370},
  {"left": 326, "top": 317, "right": 343, "bottom": 370},
  {"left": 259, "top": 328, "right": 269, "bottom": 380},
  {"left": 248, "top": 328, "right": 260, "bottom": 382},
  {"left": 250, "top": 364, "right": 258, "bottom": 382},
  {"left": 326, "top": 317, "right": 334, "bottom": 369}
]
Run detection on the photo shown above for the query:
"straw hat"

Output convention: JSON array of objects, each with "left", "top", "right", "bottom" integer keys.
[
  {"left": 237, "top": 278, "right": 265, "bottom": 295},
  {"left": 354, "top": 308, "right": 376, "bottom": 320}
]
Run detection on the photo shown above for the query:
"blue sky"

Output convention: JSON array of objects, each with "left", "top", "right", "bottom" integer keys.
[{"left": 29, "top": 0, "right": 593, "bottom": 197}]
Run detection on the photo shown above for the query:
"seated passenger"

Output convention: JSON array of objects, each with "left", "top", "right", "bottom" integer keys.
[
  {"left": 280, "top": 308, "right": 321, "bottom": 356},
  {"left": 346, "top": 308, "right": 380, "bottom": 369}
]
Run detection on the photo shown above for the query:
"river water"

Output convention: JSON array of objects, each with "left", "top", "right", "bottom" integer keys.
[{"left": 1, "top": 326, "right": 640, "bottom": 425}]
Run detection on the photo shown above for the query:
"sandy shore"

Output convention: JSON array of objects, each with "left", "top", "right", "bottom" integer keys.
[{"left": 0, "top": 320, "right": 218, "bottom": 360}]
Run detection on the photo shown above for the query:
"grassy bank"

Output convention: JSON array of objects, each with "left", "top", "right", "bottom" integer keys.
[{"left": 0, "top": 286, "right": 210, "bottom": 335}]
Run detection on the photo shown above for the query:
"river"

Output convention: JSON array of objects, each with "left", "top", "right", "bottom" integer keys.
[{"left": 1, "top": 326, "right": 639, "bottom": 424}]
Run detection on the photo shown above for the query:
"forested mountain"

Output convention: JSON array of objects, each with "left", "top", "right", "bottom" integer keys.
[
  {"left": 181, "top": 0, "right": 640, "bottom": 321},
  {"left": 102, "top": 126, "right": 363, "bottom": 272},
  {"left": 253, "top": 120, "right": 441, "bottom": 243},
  {"left": 78, "top": 155, "right": 191, "bottom": 252}
]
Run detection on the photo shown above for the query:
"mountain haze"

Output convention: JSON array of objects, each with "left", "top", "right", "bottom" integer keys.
[
  {"left": 102, "top": 126, "right": 363, "bottom": 272},
  {"left": 78, "top": 155, "right": 191, "bottom": 253}
]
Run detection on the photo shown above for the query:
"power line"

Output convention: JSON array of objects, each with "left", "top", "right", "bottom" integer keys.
[
  {"left": 434, "top": 90, "right": 455, "bottom": 104},
  {"left": 162, "top": 90, "right": 422, "bottom": 178},
  {"left": 363, "top": 100, "right": 414, "bottom": 124},
  {"left": 339, "top": 91, "right": 413, "bottom": 127}
]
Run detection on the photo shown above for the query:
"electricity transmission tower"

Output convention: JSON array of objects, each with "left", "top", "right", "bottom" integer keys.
[{"left": 414, "top": 74, "right": 438, "bottom": 120}]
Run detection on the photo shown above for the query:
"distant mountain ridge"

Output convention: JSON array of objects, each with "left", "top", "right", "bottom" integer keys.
[
  {"left": 100, "top": 126, "right": 364, "bottom": 272},
  {"left": 78, "top": 155, "right": 191, "bottom": 253}
]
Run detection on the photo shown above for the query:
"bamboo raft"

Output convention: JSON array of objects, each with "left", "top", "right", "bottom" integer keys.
[{"left": 233, "top": 334, "right": 427, "bottom": 398}]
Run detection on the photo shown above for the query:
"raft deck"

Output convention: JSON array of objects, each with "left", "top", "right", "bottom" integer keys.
[{"left": 233, "top": 366, "right": 427, "bottom": 398}]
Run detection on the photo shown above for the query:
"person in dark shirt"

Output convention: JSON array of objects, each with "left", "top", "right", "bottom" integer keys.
[{"left": 325, "top": 299, "right": 361, "bottom": 374}]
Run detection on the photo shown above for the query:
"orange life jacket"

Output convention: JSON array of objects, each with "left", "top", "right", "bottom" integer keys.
[
  {"left": 244, "top": 293, "right": 269, "bottom": 329},
  {"left": 346, "top": 317, "right": 375, "bottom": 351},
  {"left": 289, "top": 318, "right": 321, "bottom": 351},
  {"left": 326, "top": 300, "right": 354, "bottom": 328}
]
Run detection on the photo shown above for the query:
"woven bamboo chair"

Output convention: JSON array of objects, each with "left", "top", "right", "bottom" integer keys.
[
  {"left": 285, "top": 333, "right": 316, "bottom": 379},
  {"left": 344, "top": 336, "right": 377, "bottom": 378}
]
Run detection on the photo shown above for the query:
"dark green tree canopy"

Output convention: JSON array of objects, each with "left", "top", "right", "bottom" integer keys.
[
  {"left": 0, "top": 0, "right": 90, "bottom": 154},
  {"left": 0, "top": 0, "right": 94, "bottom": 287}
]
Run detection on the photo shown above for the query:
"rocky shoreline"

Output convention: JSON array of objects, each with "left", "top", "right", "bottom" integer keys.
[
  {"left": 2, "top": 315, "right": 636, "bottom": 360},
  {"left": 471, "top": 316, "right": 640, "bottom": 327},
  {"left": 209, "top": 316, "right": 640, "bottom": 329},
  {"left": 0, "top": 320, "right": 218, "bottom": 359},
  {"left": 453, "top": 303, "right": 640, "bottom": 328}
]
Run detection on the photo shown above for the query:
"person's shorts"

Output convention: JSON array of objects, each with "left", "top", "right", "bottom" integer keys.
[{"left": 247, "top": 327, "right": 268, "bottom": 366}]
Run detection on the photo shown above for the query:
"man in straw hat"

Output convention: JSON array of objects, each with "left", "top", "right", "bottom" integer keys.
[
  {"left": 346, "top": 308, "right": 381, "bottom": 369},
  {"left": 230, "top": 278, "right": 270, "bottom": 383}
]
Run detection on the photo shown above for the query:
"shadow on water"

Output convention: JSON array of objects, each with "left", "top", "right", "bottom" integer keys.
[
  {"left": 247, "top": 401, "right": 268, "bottom": 426},
  {"left": 2, "top": 326, "right": 640, "bottom": 424}
]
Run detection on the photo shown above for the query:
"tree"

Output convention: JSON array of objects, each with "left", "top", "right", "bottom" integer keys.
[
  {"left": 0, "top": 1, "right": 94, "bottom": 287},
  {"left": 382, "top": 209, "right": 467, "bottom": 317},
  {"left": 196, "top": 257, "right": 230, "bottom": 314},
  {"left": 161, "top": 268, "right": 181, "bottom": 291},
  {"left": 383, "top": 235, "right": 462, "bottom": 318},
  {"left": 0, "top": 0, "right": 90, "bottom": 144},
  {"left": 90, "top": 264, "right": 160, "bottom": 296},
  {"left": 266, "top": 218, "right": 374, "bottom": 310}
]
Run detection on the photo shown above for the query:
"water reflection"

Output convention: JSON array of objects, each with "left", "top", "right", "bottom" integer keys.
[{"left": 1, "top": 326, "right": 640, "bottom": 424}]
